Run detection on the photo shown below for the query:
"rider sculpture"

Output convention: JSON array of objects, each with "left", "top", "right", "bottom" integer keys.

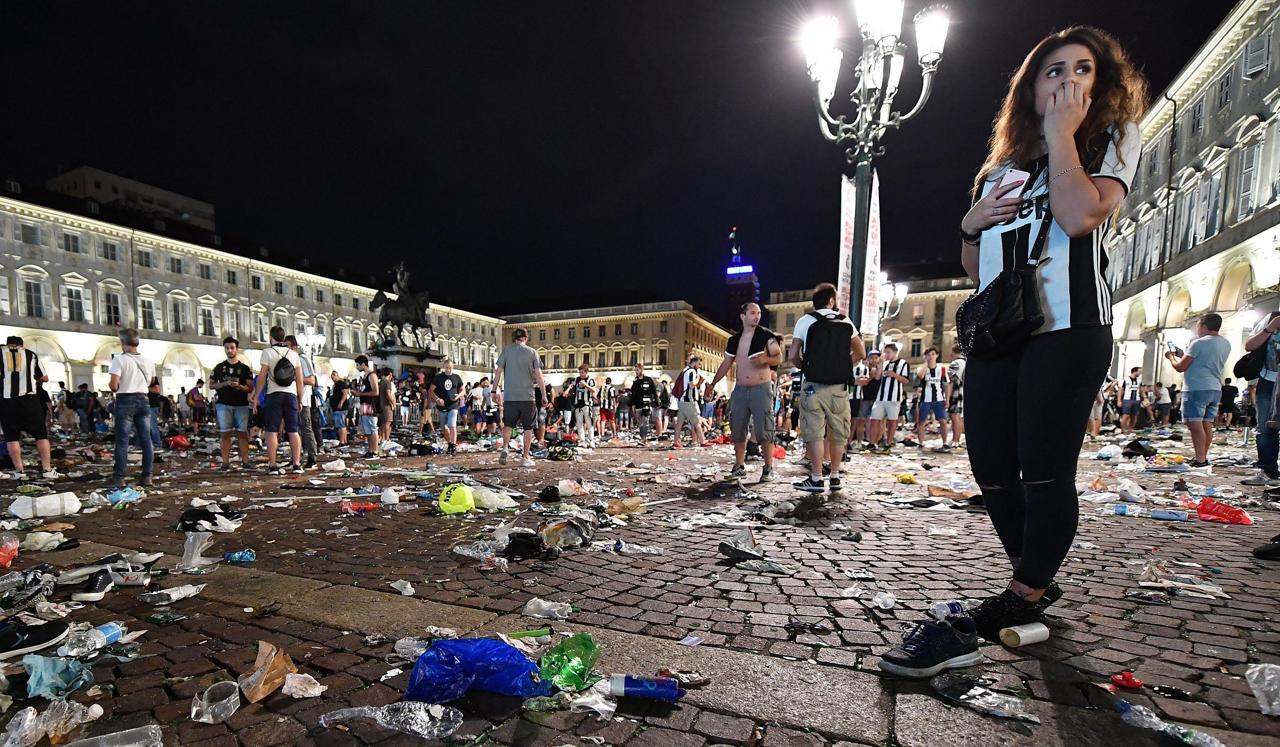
[{"left": 370, "top": 262, "right": 433, "bottom": 348}]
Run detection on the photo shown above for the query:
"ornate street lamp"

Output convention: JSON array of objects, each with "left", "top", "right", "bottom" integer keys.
[
  {"left": 800, "top": 2, "right": 950, "bottom": 329},
  {"left": 298, "top": 325, "right": 326, "bottom": 360},
  {"left": 875, "top": 271, "right": 910, "bottom": 345}
]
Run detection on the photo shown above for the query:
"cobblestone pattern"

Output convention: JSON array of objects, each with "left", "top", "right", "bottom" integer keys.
[{"left": 19, "top": 433, "right": 1280, "bottom": 743}]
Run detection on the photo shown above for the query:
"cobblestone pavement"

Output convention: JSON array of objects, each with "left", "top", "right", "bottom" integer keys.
[{"left": 5, "top": 427, "right": 1279, "bottom": 745}]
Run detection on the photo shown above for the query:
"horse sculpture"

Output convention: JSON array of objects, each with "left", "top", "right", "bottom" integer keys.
[{"left": 369, "top": 263, "right": 434, "bottom": 348}]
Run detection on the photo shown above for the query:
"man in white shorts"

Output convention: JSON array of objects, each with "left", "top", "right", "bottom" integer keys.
[{"left": 869, "top": 343, "right": 911, "bottom": 452}]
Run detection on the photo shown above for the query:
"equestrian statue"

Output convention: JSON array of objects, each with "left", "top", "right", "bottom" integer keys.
[{"left": 370, "top": 262, "right": 434, "bottom": 348}]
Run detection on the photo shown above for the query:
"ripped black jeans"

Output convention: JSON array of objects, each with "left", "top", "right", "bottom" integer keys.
[{"left": 964, "top": 326, "right": 1112, "bottom": 589}]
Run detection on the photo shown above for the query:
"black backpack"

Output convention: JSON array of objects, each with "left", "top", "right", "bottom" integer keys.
[
  {"left": 271, "top": 347, "right": 296, "bottom": 387},
  {"left": 800, "top": 311, "right": 853, "bottom": 385}
]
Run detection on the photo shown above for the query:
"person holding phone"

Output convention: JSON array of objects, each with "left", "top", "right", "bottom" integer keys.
[
  {"left": 954, "top": 28, "right": 1147, "bottom": 642},
  {"left": 1242, "top": 310, "right": 1280, "bottom": 487}
]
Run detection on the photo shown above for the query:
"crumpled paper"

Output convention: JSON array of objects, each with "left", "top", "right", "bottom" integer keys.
[
  {"left": 282, "top": 672, "right": 328, "bottom": 698},
  {"left": 237, "top": 641, "right": 298, "bottom": 703}
]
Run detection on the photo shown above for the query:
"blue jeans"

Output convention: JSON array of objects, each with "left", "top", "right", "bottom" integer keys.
[
  {"left": 150, "top": 407, "right": 163, "bottom": 449},
  {"left": 113, "top": 394, "right": 154, "bottom": 480},
  {"left": 1257, "top": 378, "right": 1278, "bottom": 477}
]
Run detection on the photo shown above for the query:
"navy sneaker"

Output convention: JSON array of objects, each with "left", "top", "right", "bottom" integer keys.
[
  {"left": 793, "top": 476, "right": 825, "bottom": 493},
  {"left": 878, "top": 616, "right": 983, "bottom": 678}
]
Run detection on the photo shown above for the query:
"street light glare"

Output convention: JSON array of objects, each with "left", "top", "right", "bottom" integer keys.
[
  {"left": 853, "top": 0, "right": 905, "bottom": 46},
  {"left": 914, "top": 5, "right": 950, "bottom": 67},
  {"left": 800, "top": 16, "right": 840, "bottom": 70}
]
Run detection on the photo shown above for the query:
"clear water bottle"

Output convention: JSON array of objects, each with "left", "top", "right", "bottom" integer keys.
[
  {"left": 1112, "top": 504, "right": 1146, "bottom": 517},
  {"left": 1116, "top": 701, "right": 1224, "bottom": 747},
  {"left": 58, "top": 621, "right": 126, "bottom": 658},
  {"left": 60, "top": 724, "right": 163, "bottom": 747},
  {"left": 928, "top": 600, "right": 969, "bottom": 620}
]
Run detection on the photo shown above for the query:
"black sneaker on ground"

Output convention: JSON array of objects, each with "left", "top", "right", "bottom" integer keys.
[
  {"left": 793, "top": 476, "right": 825, "bottom": 493},
  {"left": 829, "top": 476, "right": 842, "bottom": 493},
  {"left": 1188, "top": 459, "right": 1210, "bottom": 468},
  {"left": 268, "top": 465, "right": 284, "bottom": 476},
  {"left": 878, "top": 616, "right": 983, "bottom": 678},
  {"left": 969, "top": 589, "right": 1045, "bottom": 641},
  {"left": 759, "top": 467, "right": 774, "bottom": 483},
  {"left": 1035, "top": 581, "right": 1064, "bottom": 612},
  {"left": 304, "top": 456, "right": 317, "bottom": 469},
  {"left": 0, "top": 620, "right": 70, "bottom": 660},
  {"left": 727, "top": 464, "right": 747, "bottom": 480},
  {"left": 289, "top": 463, "right": 304, "bottom": 474},
  {"left": 71, "top": 570, "right": 115, "bottom": 602}
]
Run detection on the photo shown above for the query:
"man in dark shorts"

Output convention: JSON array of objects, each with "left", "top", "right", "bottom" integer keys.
[
  {"left": 493, "top": 328, "right": 547, "bottom": 467},
  {"left": 428, "top": 359, "right": 464, "bottom": 456},
  {"left": 1, "top": 336, "right": 56, "bottom": 480}
]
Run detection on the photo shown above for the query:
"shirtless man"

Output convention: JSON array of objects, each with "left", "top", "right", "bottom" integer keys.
[{"left": 706, "top": 302, "right": 784, "bottom": 481}]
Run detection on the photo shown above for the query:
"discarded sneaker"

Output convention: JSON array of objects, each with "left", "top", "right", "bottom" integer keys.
[
  {"left": 0, "top": 620, "right": 70, "bottom": 660},
  {"left": 878, "top": 616, "right": 982, "bottom": 678},
  {"left": 969, "top": 589, "right": 1044, "bottom": 642},
  {"left": 71, "top": 570, "right": 115, "bottom": 602}
]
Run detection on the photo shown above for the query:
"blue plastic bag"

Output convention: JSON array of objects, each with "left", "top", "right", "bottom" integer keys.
[
  {"left": 23, "top": 654, "right": 93, "bottom": 699},
  {"left": 405, "top": 638, "right": 550, "bottom": 703}
]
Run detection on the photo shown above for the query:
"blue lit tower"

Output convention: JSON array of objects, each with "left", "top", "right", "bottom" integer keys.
[{"left": 724, "top": 226, "right": 760, "bottom": 327}]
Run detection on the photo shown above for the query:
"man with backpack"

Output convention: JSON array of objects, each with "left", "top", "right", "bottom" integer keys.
[
  {"left": 672, "top": 355, "right": 705, "bottom": 448},
  {"left": 286, "top": 335, "right": 321, "bottom": 468},
  {"left": 251, "top": 326, "right": 304, "bottom": 475},
  {"left": 787, "top": 283, "right": 865, "bottom": 493},
  {"left": 706, "top": 302, "right": 784, "bottom": 481}
]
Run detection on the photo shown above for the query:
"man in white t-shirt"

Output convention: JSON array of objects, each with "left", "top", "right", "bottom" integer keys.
[
  {"left": 286, "top": 335, "right": 320, "bottom": 469},
  {"left": 108, "top": 328, "right": 157, "bottom": 488},
  {"left": 673, "top": 355, "right": 705, "bottom": 448},
  {"left": 252, "top": 325, "right": 304, "bottom": 475}
]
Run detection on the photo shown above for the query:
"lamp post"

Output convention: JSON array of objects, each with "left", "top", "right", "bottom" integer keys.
[
  {"left": 875, "top": 271, "right": 910, "bottom": 346},
  {"left": 800, "top": 2, "right": 950, "bottom": 330}
]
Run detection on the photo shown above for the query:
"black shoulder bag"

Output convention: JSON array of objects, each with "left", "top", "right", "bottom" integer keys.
[{"left": 955, "top": 209, "right": 1054, "bottom": 359}]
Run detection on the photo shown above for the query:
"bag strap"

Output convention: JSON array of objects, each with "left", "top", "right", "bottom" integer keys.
[{"left": 1025, "top": 208, "right": 1055, "bottom": 267}]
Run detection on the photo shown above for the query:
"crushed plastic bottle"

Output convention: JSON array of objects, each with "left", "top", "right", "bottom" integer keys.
[
  {"left": 139, "top": 583, "right": 205, "bottom": 605},
  {"left": 60, "top": 724, "right": 163, "bottom": 747},
  {"left": 928, "top": 600, "right": 969, "bottom": 620},
  {"left": 539, "top": 633, "right": 600, "bottom": 692},
  {"left": 191, "top": 681, "right": 240, "bottom": 724},
  {"left": 1, "top": 702, "right": 105, "bottom": 747},
  {"left": 1116, "top": 700, "right": 1225, "bottom": 746},
  {"left": 319, "top": 703, "right": 464, "bottom": 741},
  {"left": 0, "top": 533, "right": 17, "bottom": 569},
  {"left": 58, "top": 621, "right": 127, "bottom": 658},
  {"left": 222, "top": 549, "right": 256, "bottom": 564}
]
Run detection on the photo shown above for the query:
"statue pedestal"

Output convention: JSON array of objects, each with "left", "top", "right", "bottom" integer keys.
[{"left": 369, "top": 345, "right": 444, "bottom": 377}]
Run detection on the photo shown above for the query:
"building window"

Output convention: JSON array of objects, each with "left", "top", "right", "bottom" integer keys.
[
  {"left": 61, "top": 234, "right": 82, "bottom": 254},
  {"left": 315, "top": 289, "right": 325, "bottom": 303},
  {"left": 553, "top": 329, "right": 561, "bottom": 340},
  {"left": 19, "top": 224, "right": 40, "bottom": 245},
  {"left": 583, "top": 326, "right": 590, "bottom": 338},
  {"left": 136, "top": 250, "right": 153, "bottom": 268},
  {"left": 598, "top": 325, "right": 606, "bottom": 338},
  {"left": 657, "top": 348, "right": 668, "bottom": 366},
  {"left": 538, "top": 330, "right": 546, "bottom": 341},
  {"left": 1189, "top": 97, "right": 1204, "bottom": 136},
  {"left": 614, "top": 324, "right": 622, "bottom": 336},
  {"left": 63, "top": 286, "right": 88, "bottom": 323},
  {"left": 630, "top": 323, "right": 639, "bottom": 335},
  {"left": 353, "top": 297, "right": 360, "bottom": 310},
  {"left": 254, "top": 312, "right": 269, "bottom": 343},
  {"left": 274, "top": 280, "right": 284, "bottom": 295},
  {"left": 613, "top": 351, "right": 622, "bottom": 367},
  {"left": 1145, "top": 148, "right": 1158, "bottom": 179},
  {"left": 552, "top": 354, "right": 561, "bottom": 369},
  {"left": 99, "top": 241, "right": 119, "bottom": 261},
  {"left": 102, "top": 291, "right": 122, "bottom": 327},
  {"left": 20, "top": 279, "right": 47, "bottom": 318},
  {"left": 168, "top": 256, "right": 184, "bottom": 274},
  {"left": 912, "top": 304, "right": 925, "bottom": 322},
  {"left": 199, "top": 307, "right": 217, "bottom": 337},
  {"left": 1239, "top": 142, "right": 1260, "bottom": 219},
  {"left": 568, "top": 328, "right": 575, "bottom": 340},
  {"left": 334, "top": 326, "right": 347, "bottom": 351},
  {"left": 629, "top": 350, "right": 638, "bottom": 366},
  {"left": 226, "top": 269, "right": 238, "bottom": 285},
  {"left": 335, "top": 292, "right": 344, "bottom": 306},
  {"left": 1215, "top": 70, "right": 1231, "bottom": 110},
  {"left": 296, "top": 286, "right": 305, "bottom": 299},
  {"left": 0, "top": 277, "right": 8, "bottom": 315},
  {"left": 225, "top": 307, "right": 239, "bottom": 338},
  {"left": 170, "top": 299, "right": 189, "bottom": 334},
  {"left": 659, "top": 320, "right": 668, "bottom": 334},
  {"left": 1245, "top": 28, "right": 1272, "bottom": 78},
  {"left": 252, "top": 275, "right": 263, "bottom": 291},
  {"left": 198, "top": 263, "right": 212, "bottom": 280},
  {"left": 567, "top": 353, "right": 577, "bottom": 369},
  {"left": 785, "top": 313, "right": 795, "bottom": 328},
  {"left": 910, "top": 338, "right": 923, "bottom": 358},
  {"left": 1177, "top": 186, "right": 1198, "bottom": 252},
  {"left": 139, "top": 298, "right": 158, "bottom": 331},
  {"left": 1206, "top": 169, "right": 1224, "bottom": 238},
  {"left": 597, "top": 352, "right": 605, "bottom": 367}
]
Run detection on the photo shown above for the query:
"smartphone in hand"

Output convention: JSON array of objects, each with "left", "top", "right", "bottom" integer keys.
[{"left": 1001, "top": 168, "right": 1031, "bottom": 200}]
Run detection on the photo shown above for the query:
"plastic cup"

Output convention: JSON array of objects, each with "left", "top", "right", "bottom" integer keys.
[{"left": 191, "top": 681, "right": 240, "bottom": 724}]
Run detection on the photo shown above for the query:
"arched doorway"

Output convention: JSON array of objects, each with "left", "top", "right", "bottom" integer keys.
[
  {"left": 160, "top": 348, "right": 202, "bottom": 398},
  {"left": 1216, "top": 262, "right": 1254, "bottom": 312},
  {"left": 21, "top": 337, "right": 70, "bottom": 393},
  {"left": 1164, "top": 288, "right": 1192, "bottom": 329}
]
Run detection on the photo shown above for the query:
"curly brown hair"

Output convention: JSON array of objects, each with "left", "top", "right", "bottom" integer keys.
[{"left": 973, "top": 26, "right": 1149, "bottom": 196}]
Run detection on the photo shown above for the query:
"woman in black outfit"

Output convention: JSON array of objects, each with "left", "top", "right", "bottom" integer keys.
[{"left": 959, "top": 27, "right": 1148, "bottom": 638}]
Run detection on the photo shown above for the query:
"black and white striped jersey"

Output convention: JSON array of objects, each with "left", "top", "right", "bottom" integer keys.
[
  {"left": 976, "top": 123, "right": 1141, "bottom": 334},
  {"left": 875, "top": 359, "right": 912, "bottom": 403},
  {"left": 0, "top": 347, "right": 45, "bottom": 400},
  {"left": 919, "top": 364, "right": 945, "bottom": 403}
]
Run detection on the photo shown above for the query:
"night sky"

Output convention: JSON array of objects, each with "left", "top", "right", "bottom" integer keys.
[{"left": 4, "top": 1, "right": 1233, "bottom": 318}]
